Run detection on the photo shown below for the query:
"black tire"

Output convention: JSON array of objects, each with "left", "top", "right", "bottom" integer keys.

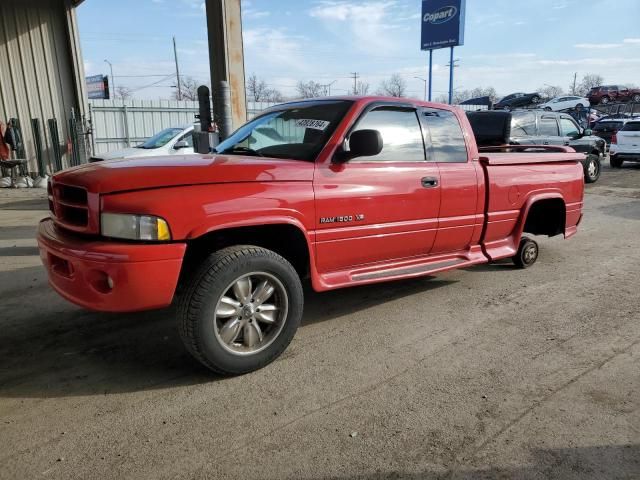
[
  {"left": 584, "top": 154, "right": 601, "bottom": 183},
  {"left": 601, "top": 96, "right": 610, "bottom": 104},
  {"left": 531, "top": 95, "right": 541, "bottom": 104},
  {"left": 544, "top": 107, "right": 552, "bottom": 111},
  {"left": 610, "top": 156, "right": 623, "bottom": 168},
  {"left": 632, "top": 94, "right": 640, "bottom": 102},
  {"left": 513, "top": 237, "right": 538, "bottom": 269},
  {"left": 178, "top": 246, "right": 303, "bottom": 375}
]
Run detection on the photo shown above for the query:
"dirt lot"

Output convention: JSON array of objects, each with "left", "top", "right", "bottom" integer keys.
[{"left": 0, "top": 163, "right": 639, "bottom": 480}]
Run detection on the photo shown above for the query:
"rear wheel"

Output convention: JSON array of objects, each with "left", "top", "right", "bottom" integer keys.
[
  {"left": 601, "top": 96, "right": 610, "bottom": 104},
  {"left": 544, "top": 107, "right": 552, "bottom": 111},
  {"left": 610, "top": 156, "right": 623, "bottom": 168},
  {"left": 531, "top": 95, "right": 541, "bottom": 104},
  {"left": 178, "top": 246, "right": 304, "bottom": 375},
  {"left": 632, "top": 94, "right": 640, "bottom": 102},
  {"left": 513, "top": 237, "right": 538, "bottom": 269},
  {"left": 584, "top": 154, "right": 601, "bottom": 183}
]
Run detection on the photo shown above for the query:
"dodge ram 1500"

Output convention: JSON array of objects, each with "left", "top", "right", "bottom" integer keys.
[{"left": 38, "top": 96, "right": 584, "bottom": 374}]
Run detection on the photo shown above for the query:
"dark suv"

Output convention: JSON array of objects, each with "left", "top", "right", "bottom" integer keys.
[
  {"left": 588, "top": 85, "right": 640, "bottom": 105},
  {"left": 509, "top": 111, "right": 605, "bottom": 183}
]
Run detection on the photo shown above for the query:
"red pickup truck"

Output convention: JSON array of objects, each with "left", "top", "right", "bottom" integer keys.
[{"left": 38, "top": 96, "right": 584, "bottom": 374}]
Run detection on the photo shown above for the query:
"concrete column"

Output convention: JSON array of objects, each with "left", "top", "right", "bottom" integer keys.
[{"left": 205, "top": 0, "right": 247, "bottom": 130}]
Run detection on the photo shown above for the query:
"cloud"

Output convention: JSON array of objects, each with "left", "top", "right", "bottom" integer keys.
[
  {"left": 624, "top": 38, "right": 640, "bottom": 44},
  {"left": 244, "top": 9, "right": 270, "bottom": 19},
  {"left": 243, "top": 28, "right": 309, "bottom": 71},
  {"left": 308, "top": 1, "right": 403, "bottom": 55},
  {"left": 574, "top": 43, "right": 621, "bottom": 49}
]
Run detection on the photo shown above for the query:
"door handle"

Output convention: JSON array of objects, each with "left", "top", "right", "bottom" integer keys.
[
  {"left": 543, "top": 141, "right": 549, "bottom": 145},
  {"left": 421, "top": 177, "right": 438, "bottom": 188},
  {"left": 564, "top": 141, "right": 570, "bottom": 146}
]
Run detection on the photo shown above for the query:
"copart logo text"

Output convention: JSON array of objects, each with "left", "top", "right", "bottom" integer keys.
[{"left": 423, "top": 6, "right": 457, "bottom": 24}]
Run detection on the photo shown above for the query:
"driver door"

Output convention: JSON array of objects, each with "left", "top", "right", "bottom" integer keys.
[{"left": 314, "top": 105, "right": 441, "bottom": 273}]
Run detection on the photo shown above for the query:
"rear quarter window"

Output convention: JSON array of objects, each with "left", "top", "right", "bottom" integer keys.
[
  {"left": 421, "top": 109, "right": 468, "bottom": 163},
  {"left": 621, "top": 122, "right": 640, "bottom": 132}
]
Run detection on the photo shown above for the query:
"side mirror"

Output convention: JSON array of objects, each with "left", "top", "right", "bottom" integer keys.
[
  {"left": 336, "top": 129, "right": 383, "bottom": 161},
  {"left": 583, "top": 128, "right": 592, "bottom": 136},
  {"left": 173, "top": 140, "right": 189, "bottom": 150}
]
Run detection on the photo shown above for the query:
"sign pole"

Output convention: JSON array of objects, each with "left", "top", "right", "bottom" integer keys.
[
  {"left": 448, "top": 46, "right": 454, "bottom": 104},
  {"left": 428, "top": 49, "right": 433, "bottom": 102}
]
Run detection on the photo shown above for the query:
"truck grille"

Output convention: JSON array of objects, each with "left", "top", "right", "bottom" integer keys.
[{"left": 48, "top": 181, "right": 94, "bottom": 233}]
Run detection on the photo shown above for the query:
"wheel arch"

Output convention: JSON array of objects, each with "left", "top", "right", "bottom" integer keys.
[
  {"left": 181, "top": 219, "right": 315, "bottom": 283},
  {"left": 520, "top": 194, "right": 567, "bottom": 238}
]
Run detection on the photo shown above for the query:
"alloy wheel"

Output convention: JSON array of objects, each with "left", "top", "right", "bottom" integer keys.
[{"left": 213, "top": 272, "right": 288, "bottom": 356}]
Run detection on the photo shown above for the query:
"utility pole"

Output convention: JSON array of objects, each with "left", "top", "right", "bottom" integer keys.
[
  {"left": 322, "top": 80, "right": 337, "bottom": 96},
  {"left": 572, "top": 72, "right": 577, "bottom": 95},
  {"left": 414, "top": 77, "right": 427, "bottom": 101},
  {"left": 104, "top": 59, "right": 115, "bottom": 99},
  {"left": 173, "top": 36, "right": 182, "bottom": 100},
  {"left": 446, "top": 54, "right": 460, "bottom": 105},
  {"left": 351, "top": 72, "right": 359, "bottom": 95}
]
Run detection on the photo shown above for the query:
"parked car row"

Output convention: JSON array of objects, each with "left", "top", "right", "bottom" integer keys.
[
  {"left": 467, "top": 109, "right": 605, "bottom": 183},
  {"left": 588, "top": 85, "right": 640, "bottom": 105},
  {"left": 610, "top": 119, "right": 640, "bottom": 167}
]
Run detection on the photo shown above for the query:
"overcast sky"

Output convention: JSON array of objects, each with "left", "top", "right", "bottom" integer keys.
[{"left": 79, "top": 0, "right": 640, "bottom": 101}]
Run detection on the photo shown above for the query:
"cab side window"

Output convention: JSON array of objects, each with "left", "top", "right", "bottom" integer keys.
[
  {"left": 511, "top": 112, "right": 536, "bottom": 136},
  {"left": 421, "top": 108, "right": 468, "bottom": 163},
  {"left": 178, "top": 132, "right": 194, "bottom": 147},
  {"left": 559, "top": 117, "right": 579, "bottom": 137},
  {"left": 351, "top": 107, "right": 425, "bottom": 162},
  {"left": 539, "top": 116, "right": 559, "bottom": 136}
]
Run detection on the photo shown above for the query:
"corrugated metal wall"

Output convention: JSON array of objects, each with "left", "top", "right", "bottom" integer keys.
[
  {"left": 89, "top": 99, "right": 199, "bottom": 154},
  {"left": 89, "top": 100, "right": 279, "bottom": 155},
  {"left": 0, "top": 0, "right": 85, "bottom": 174}
]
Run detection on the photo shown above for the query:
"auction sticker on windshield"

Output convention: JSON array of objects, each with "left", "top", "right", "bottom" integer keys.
[{"left": 295, "top": 119, "right": 330, "bottom": 130}]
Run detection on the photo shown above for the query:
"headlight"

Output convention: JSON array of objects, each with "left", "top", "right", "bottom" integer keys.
[{"left": 101, "top": 213, "right": 171, "bottom": 241}]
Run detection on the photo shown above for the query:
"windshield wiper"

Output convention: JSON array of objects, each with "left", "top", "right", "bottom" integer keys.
[{"left": 219, "top": 146, "right": 265, "bottom": 157}]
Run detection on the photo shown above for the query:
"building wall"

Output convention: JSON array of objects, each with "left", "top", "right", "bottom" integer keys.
[{"left": 0, "top": 0, "right": 86, "bottom": 175}]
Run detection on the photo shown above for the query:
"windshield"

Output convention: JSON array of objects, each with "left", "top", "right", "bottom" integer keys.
[
  {"left": 137, "top": 128, "right": 184, "bottom": 149},
  {"left": 215, "top": 100, "right": 353, "bottom": 161}
]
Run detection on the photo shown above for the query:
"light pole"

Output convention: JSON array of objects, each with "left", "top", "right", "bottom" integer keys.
[
  {"left": 104, "top": 59, "right": 115, "bottom": 99},
  {"left": 414, "top": 77, "right": 427, "bottom": 101}
]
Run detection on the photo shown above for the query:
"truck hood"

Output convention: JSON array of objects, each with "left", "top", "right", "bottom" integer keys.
[
  {"left": 53, "top": 154, "right": 315, "bottom": 194},
  {"left": 93, "top": 147, "right": 159, "bottom": 161}
]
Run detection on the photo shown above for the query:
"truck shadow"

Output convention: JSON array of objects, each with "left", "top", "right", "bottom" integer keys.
[{"left": 0, "top": 273, "right": 453, "bottom": 398}]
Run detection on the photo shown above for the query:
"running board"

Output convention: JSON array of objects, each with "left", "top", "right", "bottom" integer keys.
[
  {"left": 352, "top": 259, "right": 464, "bottom": 281},
  {"left": 314, "top": 246, "right": 489, "bottom": 291}
]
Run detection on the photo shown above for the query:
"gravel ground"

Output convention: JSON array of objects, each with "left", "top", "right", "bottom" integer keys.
[{"left": 0, "top": 163, "right": 638, "bottom": 480}]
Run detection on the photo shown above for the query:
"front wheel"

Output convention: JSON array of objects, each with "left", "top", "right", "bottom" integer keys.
[
  {"left": 632, "top": 94, "right": 640, "bottom": 102},
  {"left": 178, "top": 246, "right": 304, "bottom": 375},
  {"left": 584, "top": 154, "right": 601, "bottom": 183},
  {"left": 601, "top": 96, "right": 610, "bottom": 104},
  {"left": 513, "top": 237, "right": 538, "bottom": 269}
]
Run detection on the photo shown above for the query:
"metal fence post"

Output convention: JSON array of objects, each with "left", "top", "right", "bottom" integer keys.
[{"left": 123, "top": 104, "right": 131, "bottom": 147}]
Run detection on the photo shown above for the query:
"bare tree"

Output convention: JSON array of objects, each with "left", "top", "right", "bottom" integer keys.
[
  {"left": 247, "top": 74, "right": 284, "bottom": 102},
  {"left": 114, "top": 85, "right": 133, "bottom": 100},
  {"left": 351, "top": 80, "right": 370, "bottom": 96},
  {"left": 296, "top": 80, "right": 325, "bottom": 99},
  {"left": 172, "top": 76, "right": 200, "bottom": 101},
  {"left": 378, "top": 74, "right": 407, "bottom": 97},
  {"left": 452, "top": 86, "right": 498, "bottom": 104},
  {"left": 576, "top": 74, "right": 604, "bottom": 96},
  {"left": 537, "top": 85, "right": 564, "bottom": 100}
]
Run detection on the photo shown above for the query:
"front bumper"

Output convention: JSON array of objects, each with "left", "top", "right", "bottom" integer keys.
[{"left": 37, "top": 218, "right": 186, "bottom": 312}]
